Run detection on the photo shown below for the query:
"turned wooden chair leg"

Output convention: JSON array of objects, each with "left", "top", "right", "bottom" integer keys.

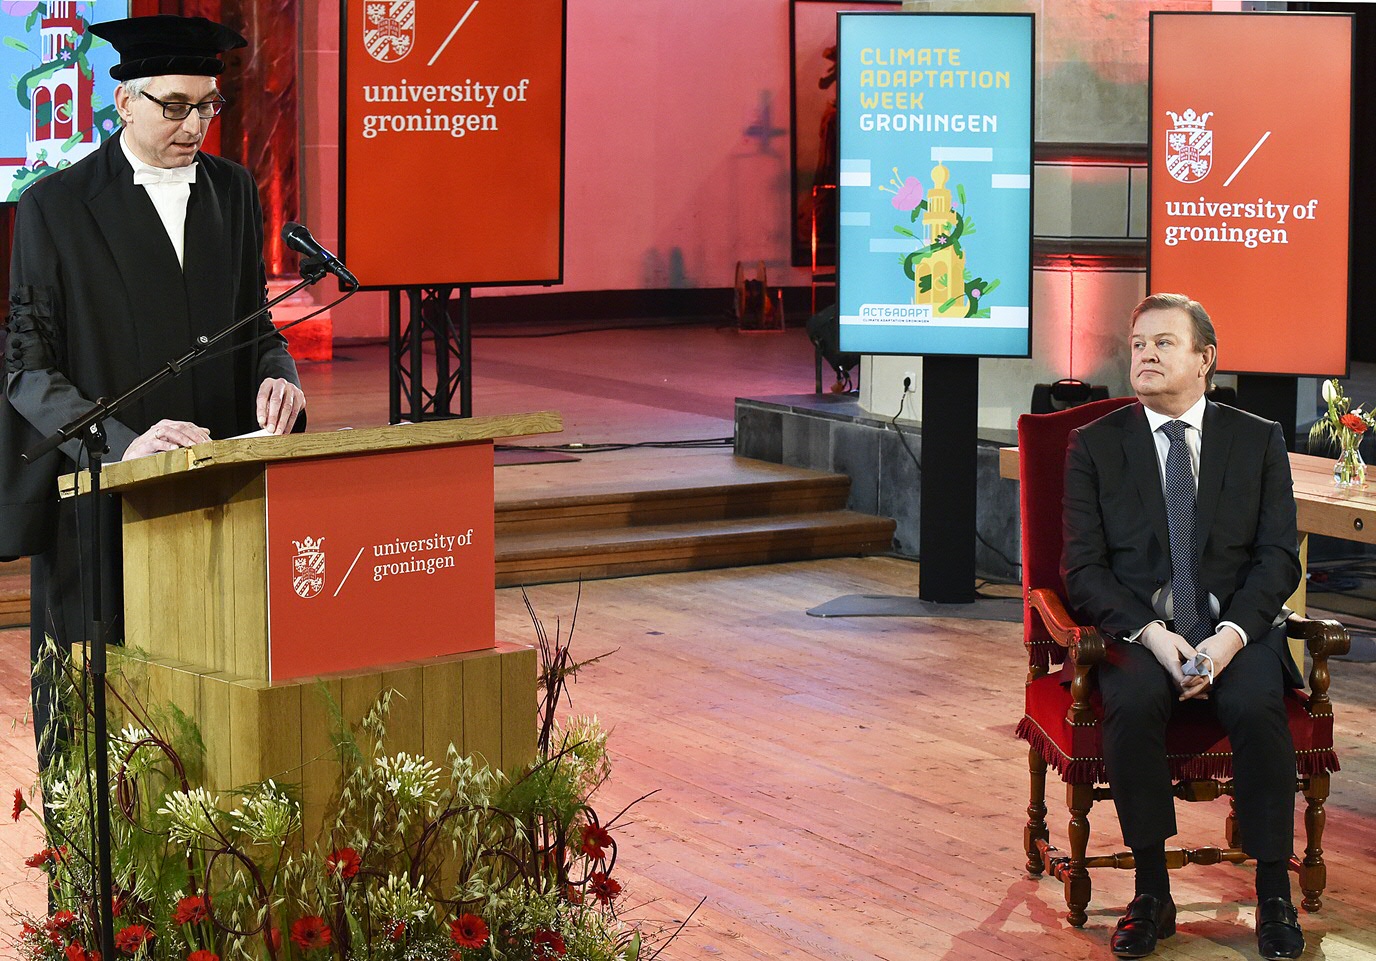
[
  {"left": 1025, "top": 748, "right": 1049, "bottom": 876},
  {"left": 1065, "top": 782, "right": 1094, "bottom": 927},
  {"left": 1300, "top": 774, "right": 1329, "bottom": 912}
]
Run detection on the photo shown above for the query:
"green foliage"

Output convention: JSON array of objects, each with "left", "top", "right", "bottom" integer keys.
[{"left": 12, "top": 606, "right": 649, "bottom": 961}]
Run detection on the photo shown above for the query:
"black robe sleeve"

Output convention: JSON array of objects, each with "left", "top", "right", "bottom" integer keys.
[{"left": 2, "top": 190, "right": 130, "bottom": 558}]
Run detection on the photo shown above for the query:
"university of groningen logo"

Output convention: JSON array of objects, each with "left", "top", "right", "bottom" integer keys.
[
  {"left": 1165, "top": 109, "right": 1214, "bottom": 184},
  {"left": 292, "top": 536, "right": 326, "bottom": 599},
  {"left": 363, "top": 1, "right": 415, "bottom": 63}
]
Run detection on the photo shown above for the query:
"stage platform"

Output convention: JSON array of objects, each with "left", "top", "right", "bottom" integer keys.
[
  {"left": 4, "top": 322, "right": 889, "bottom": 623},
  {"left": 735, "top": 392, "right": 1020, "bottom": 581}
]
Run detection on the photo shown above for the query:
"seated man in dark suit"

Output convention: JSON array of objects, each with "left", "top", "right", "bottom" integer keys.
[{"left": 1062, "top": 293, "right": 1305, "bottom": 960}]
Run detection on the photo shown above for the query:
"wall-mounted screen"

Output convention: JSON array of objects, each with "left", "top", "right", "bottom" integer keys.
[{"left": 836, "top": 12, "right": 1033, "bottom": 357}]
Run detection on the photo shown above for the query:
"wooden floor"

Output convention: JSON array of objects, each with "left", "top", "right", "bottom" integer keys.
[
  {"left": 4, "top": 323, "right": 1376, "bottom": 957},
  {"left": 6, "top": 560, "right": 1375, "bottom": 958}
]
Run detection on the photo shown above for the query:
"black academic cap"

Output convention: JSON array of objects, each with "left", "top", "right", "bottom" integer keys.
[{"left": 88, "top": 15, "right": 247, "bottom": 81}]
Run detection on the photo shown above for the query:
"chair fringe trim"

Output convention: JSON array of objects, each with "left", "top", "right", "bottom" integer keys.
[
  {"left": 1016, "top": 717, "right": 1341, "bottom": 783},
  {"left": 1015, "top": 716, "right": 1106, "bottom": 783},
  {"left": 1026, "top": 639, "right": 1067, "bottom": 672}
]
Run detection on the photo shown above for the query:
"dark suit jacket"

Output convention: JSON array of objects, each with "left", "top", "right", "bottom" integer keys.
[
  {"left": 1061, "top": 399, "right": 1302, "bottom": 686},
  {"left": 0, "top": 131, "right": 299, "bottom": 559}
]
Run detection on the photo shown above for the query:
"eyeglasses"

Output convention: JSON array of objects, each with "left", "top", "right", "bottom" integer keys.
[{"left": 141, "top": 91, "right": 228, "bottom": 121}]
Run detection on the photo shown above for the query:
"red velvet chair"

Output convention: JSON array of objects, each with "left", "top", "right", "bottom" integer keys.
[{"left": 1015, "top": 397, "right": 1348, "bottom": 927}]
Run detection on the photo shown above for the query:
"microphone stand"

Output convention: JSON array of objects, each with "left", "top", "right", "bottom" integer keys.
[{"left": 23, "top": 259, "right": 329, "bottom": 960}]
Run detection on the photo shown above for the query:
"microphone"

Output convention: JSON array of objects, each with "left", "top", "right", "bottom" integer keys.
[{"left": 282, "top": 222, "right": 360, "bottom": 289}]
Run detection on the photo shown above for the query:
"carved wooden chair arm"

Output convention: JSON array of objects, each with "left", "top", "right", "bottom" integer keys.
[
  {"left": 1286, "top": 613, "right": 1350, "bottom": 717},
  {"left": 1029, "top": 587, "right": 1108, "bottom": 726},
  {"left": 1028, "top": 587, "right": 1107, "bottom": 666}
]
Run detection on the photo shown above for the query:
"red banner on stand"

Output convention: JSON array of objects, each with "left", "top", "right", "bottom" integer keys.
[
  {"left": 265, "top": 442, "right": 496, "bottom": 683},
  {"left": 340, "top": 0, "right": 565, "bottom": 288},
  {"left": 1149, "top": 13, "right": 1352, "bottom": 376}
]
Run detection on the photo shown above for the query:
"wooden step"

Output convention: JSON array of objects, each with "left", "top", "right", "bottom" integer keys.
[
  {"left": 0, "top": 457, "right": 898, "bottom": 613},
  {"left": 496, "top": 473, "right": 852, "bottom": 534},
  {"left": 495, "top": 511, "right": 896, "bottom": 587}
]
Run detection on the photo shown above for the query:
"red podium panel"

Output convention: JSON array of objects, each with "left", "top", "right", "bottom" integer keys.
[{"left": 264, "top": 441, "right": 496, "bottom": 683}]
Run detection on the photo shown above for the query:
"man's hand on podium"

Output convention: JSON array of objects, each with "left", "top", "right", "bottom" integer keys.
[
  {"left": 257, "top": 377, "right": 306, "bottom": 435},
  {"left": 122, "top": 419, "right": 213, "bottom": 460}
]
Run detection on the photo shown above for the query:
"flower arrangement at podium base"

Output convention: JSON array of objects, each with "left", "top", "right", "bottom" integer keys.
[
  {"left": 1311, "top": 378, "right": 1373, "bottom": 489},
  {"left": 11, "top": 620, "right": 648, "bottom": 961}
]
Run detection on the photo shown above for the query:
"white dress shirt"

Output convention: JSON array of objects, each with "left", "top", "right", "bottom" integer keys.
[
  {"left": 120, "top": 135, "right": 195, "bottom": 268},
  {"left": 1134, "top": 395, "right": 1248, "bottom": 645}
]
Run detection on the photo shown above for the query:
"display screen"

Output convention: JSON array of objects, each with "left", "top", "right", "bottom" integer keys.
[
  {"left": 340, "top": 0, "right": 565, "bottom": 289},
  {"left": 1148, "top": 12, "right": 1352, "bottom": 377},
  {"left": 0, "top": 1, "right": 130, "bottom": 203},
  {"left": 836, "top": 12, "right": 1033, "bottom": 357}
]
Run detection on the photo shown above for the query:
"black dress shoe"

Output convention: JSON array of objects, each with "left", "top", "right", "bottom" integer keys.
[
  {"left": 1110, "top": 893, "right": 1176, "bottom": 958},
  {"left": 1257, "top": 897, "right": 1304, "bottom": 960}
]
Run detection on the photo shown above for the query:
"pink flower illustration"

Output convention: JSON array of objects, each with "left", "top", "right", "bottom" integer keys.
[{"left": 890, "top": 177, "right": 924, "bottom": 211}]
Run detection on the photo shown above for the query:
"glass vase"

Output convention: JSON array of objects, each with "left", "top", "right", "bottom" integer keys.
[{"left": 1334, "top": 445, "right": 1367, "bottom": 489}]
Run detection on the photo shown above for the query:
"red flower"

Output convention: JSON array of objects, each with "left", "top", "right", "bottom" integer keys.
[
  {"left": 46, "top": 909, "right": 78, "bottom": 932},
  {"left": 12, "top": 788, "right": 23, "bottom": 821},
  {"left": 265, "top": 928, "right": 282, "bottom": 951},
  {"left": 534, "top": 927, "right": 568, "bottom": 959},
  {"left": 564, "top": 883, "right": 584, "bottom": 905},
  {"left": 114, "top": 924, "right": 154, "bottom": 954},
  {"left": 387, "top": 920, "right": 406, "bottom": 942},
  {"left": 1342, "top": 412, "right": 1368, "bottom": 434},
  {"left": 579, "top": 822, "right": 613, "bottom": 861},
  {"left": 448, "top": 914, "right": 490, "bottom": 949},
  {"left": 290, "top": 915, "right": 332, "bottom": 951},
  {"left": 325, "top": 846, "right": 361, "bottom": 879},
  {"left": 25, "top": 847, "right": 58, "bottom": 868},
  {"left": 46, "top": 911, "right": 77, "bottom": 944},
  {"left": 173, "top": 895, "right": 208, "bottom": 926},
  {"left": 110, "top": 894, "right": 126, "bottom": 919},
  {"left": 588, "top": 871, "right": 622, "bottom": 904},
  {"left": 187, "top": 951, "right": 219, "bottom": 961},
  {"left": 64, "top": 946, "right": 101, "bottom": 961}
]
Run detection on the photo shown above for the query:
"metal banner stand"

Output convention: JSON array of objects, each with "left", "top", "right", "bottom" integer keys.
[
  {"left": 808, "top": 356, "right": 1020, "bottom": 623},
  {"left": 1236, "top": 373, "right": 1299, "bottom": 451},
  {"left": 389, "top": 285, "right": 473, "bottom": 423}
]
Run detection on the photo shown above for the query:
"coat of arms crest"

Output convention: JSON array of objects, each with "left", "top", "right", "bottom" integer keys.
[
  {"left": 1164, "top": 109, "right": 1214, "bottom": 184},
  {"left": 364, "top": 1, "right": 415, "bottom": 63},
  {"left": 292, "top": 536, "right": 326, "bottom": 599}
]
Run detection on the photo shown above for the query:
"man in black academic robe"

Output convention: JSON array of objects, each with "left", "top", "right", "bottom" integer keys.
[{"left": 0, "top": 15, "right": 306, "bottom": 769}]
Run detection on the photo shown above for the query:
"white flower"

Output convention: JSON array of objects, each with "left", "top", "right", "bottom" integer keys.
[
  {"left": 375, "top": 753, "right": 441, "bottom": 808},
  {"left": 158, "top": 787, "right": 225, "bottom": 844},
  {"left": 229, "top": 780, "right": 301, "bottom": 841},
  {"left": 1323, "top": 379, "right": 1338, "bottom": 404},
  {"left": 370, "top": 872, "right": 433, "bottom": 921}
]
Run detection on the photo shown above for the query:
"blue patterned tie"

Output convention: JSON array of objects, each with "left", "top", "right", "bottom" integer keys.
[{"left": 1160, "top": 420, "right": 1209, "bottom": 644}]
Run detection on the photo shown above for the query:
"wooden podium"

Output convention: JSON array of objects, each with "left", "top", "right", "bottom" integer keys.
[{"left": 65, "top": 411, "right": 561, "bottom": 841}]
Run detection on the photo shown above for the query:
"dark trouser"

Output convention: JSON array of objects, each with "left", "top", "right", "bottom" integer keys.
[
  {"left": 1098, "top": 633, "right": 1296, "bottom": 862},
  {"left": 28, "top": 493, "right": 123, "bottom": 774}
]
